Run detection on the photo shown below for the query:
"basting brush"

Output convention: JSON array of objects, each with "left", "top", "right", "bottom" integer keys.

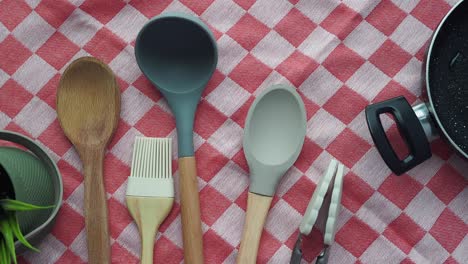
[{"left": 126, "top": 137, "right": 174, "bottom": 264}]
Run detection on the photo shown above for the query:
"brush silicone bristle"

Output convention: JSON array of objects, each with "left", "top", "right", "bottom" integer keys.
[
  {"left": 131, "top": 137, "right": 172, "bottom": 178},
  {"left": 126, "top": 137, "right": 174, "bottom": 197}
]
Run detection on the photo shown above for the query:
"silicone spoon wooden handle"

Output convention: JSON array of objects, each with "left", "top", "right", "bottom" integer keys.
[
  {"left": 179, "top": 157, "right": 204, "bottom": 264},
  {"left": 237, "top": 192, "right": 273, "bottom": 264},
  {"left": 80, "top": 147, "right": 110, "bottom": 264}
]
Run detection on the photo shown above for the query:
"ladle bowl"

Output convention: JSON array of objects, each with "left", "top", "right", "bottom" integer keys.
[{"left": 135, "top": 14, "right": 217, "bottom": 95}]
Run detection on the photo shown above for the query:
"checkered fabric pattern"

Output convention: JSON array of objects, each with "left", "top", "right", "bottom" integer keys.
[{"left": 0, "top": 0, "right": 466, "bottom": 263}]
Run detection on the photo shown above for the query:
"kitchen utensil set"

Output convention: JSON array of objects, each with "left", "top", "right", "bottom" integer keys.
[{"left": 52, "top": 12, "right": 345, "bottom": 264}]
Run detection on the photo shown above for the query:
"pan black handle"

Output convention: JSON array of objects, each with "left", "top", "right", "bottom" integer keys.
[{"left": 365, "top": 96, "right": 431, "bottom": 175}]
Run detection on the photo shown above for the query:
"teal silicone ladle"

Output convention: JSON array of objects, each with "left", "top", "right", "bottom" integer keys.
[
  {"left": 237, "top": 85, "right": 307, "bottom": 264},
  {"left": 135, "top": 13, "right": 217, "bottom": 264}
]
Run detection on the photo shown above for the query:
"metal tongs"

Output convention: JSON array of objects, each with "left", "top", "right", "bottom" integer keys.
[{"left": 290, "top": 159, "right": 344, "bottom": 264}]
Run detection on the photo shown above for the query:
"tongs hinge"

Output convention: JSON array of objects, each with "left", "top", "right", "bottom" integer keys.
[
  {"left": 315, "top": 245, "right": 330, "bottom": 264},
  {"left": 290, "top": 234, "right": 303, "bottom": 264}
]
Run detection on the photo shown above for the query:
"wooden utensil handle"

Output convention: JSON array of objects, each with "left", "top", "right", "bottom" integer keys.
[
  {"left": 178, "top": 156, "right": 204, "bottom": 264},
  {"left": 126, "top": 196, "right": 174, "bottom": 264},
  {"left": 81, "top": 147, "right": 110, "bottom": 264},
  {"left": 237, "top": 192, "right": 273, "bottom": 264}
]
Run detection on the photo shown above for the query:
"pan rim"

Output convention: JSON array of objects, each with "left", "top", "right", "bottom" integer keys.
[{"left": 426, "top": 0, "right": 468, "bottom": 159}]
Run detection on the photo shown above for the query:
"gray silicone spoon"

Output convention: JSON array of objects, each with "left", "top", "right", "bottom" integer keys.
[
  {"left": 237, "top": 85, "right": 307, "bottom": 264},
  {"left": 134, "top": 13, "right": 217, "bottom": 264}
]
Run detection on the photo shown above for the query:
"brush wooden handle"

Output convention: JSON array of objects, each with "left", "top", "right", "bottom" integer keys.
[
  {"left": 178, "top": 156, "right": 204, "bottom": 264},
  {"left": 237, "top": 192, "right": 273, "bottom": 264},
  {"left": 80, "top": 147, "right": 110, "bottom": 264},
  {"left": 127, "top": 196, "right": 174, "bottom": 264}
]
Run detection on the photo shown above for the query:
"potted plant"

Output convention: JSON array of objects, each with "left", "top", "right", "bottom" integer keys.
[
  {"left": 0, "top": 196, "right": 52, "bottom": 263},
  {"left": 0, "top": 131, "right": 63, "bottom": 262}
]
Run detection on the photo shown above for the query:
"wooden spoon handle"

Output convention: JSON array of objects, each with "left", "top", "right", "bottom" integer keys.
[
  {"left": 178, "top": 156, "right": 204, "bottom": 264},
  {"left": 81, "top": 147, "right": 110, "bottom": 264},
  {"left": 237, "top": 192, "right": 273, "bottom": 264}
]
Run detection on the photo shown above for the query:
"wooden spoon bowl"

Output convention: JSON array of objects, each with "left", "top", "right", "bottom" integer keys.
[
  {"left": 57, "top": 57, "right": 120, "bottom": 147},
  {"left": 56, "top": 57, "right": 120, "bottom": 264}
]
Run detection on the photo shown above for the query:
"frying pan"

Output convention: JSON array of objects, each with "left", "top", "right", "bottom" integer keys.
[{"left": 366, "top": 0, "right": 468, "bottom": 175}]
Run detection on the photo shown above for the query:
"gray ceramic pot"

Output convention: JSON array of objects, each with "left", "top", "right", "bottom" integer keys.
[{"left": 0, "top": 130, "right": 63, "bottom": 253}]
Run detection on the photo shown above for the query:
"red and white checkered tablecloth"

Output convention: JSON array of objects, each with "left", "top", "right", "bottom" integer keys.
[{"left": 0, "top": 0, "right": 467, "bottom": 263}]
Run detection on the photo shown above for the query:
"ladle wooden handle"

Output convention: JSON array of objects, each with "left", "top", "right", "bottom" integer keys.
[
  {"left": 80, "top": 147, "right": 110, "bottom": 264},
  {"left": 179, "top": 156, "right": 204, "bottom": 264},
  {"left": 237, "top": 192, "right": 273, "bottom": 264}
]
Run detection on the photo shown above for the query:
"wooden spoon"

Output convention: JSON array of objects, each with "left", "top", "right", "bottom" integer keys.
[{"left": 56, "top": 57, "right": 120, "bottom": 264}]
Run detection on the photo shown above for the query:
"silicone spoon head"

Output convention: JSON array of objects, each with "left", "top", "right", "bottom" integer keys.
[
  {"left": 135, "top": 13, "right": 217, "bottom": 157},
  {"left": 243, "top": 85, "right": 307, "bottom": 196}
]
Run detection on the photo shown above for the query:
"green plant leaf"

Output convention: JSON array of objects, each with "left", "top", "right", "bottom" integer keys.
[
  {"left": 0, "top": 199, "right": 53, "bottom": 212},
  {"left": 0, "top": 219, "right": 17, "bottom": 264},
  {"left": 1, "top": 236, "right": 12, "bottom": 264},
  {"left": 0, "top": 241, "right": 4, "bottom": 264},
  {"left": 7, "top": 213, "right": 38, "bottom": 252}
]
